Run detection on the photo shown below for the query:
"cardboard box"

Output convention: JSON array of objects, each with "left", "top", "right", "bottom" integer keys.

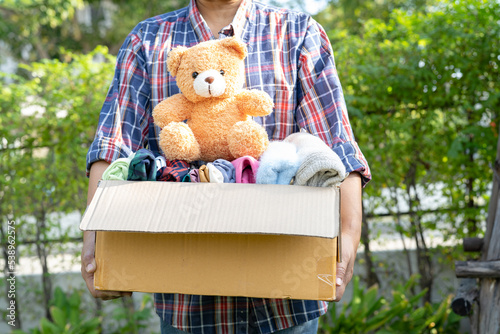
[{"left": 80, "top": 180, "right": 340, "bottom": 301}]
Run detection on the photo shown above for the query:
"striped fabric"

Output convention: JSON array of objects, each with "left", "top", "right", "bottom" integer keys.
[
  {"left": 157, "top": 159, "right": 191, "bottom": 182},
  {"left": 86, "top": 0, "right": 371, "bottom": 333}
]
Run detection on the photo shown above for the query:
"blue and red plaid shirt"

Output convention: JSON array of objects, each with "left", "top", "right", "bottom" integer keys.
[{"left": 87, "top": 0, "right": 371, "bottom": 333}]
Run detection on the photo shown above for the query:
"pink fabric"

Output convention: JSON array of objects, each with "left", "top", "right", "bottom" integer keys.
[
  {"left": 189, "top": 169, "right": 200, "bottom": 182},
  {"left": 231, "top": 156, "right": 260, "bottom": 183}
]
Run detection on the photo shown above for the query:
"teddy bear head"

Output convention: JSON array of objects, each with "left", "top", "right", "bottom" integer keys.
[{"left": 167, "top": 37, "right": 247, "bottom": 103}]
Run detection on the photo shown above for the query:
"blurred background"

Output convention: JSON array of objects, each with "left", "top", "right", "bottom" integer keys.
[{"left": 0, "top": 0, "right": 498, "bottom": 332}]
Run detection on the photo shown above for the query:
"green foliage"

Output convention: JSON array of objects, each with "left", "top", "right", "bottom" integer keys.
[
  {"left": 315, "top": 0, "right": 500, "bottom": 299},
  {"left": 0, "top": 46, "right": 115, "bottom": 208},
  {"left": 0, "top": 46, "right": 116, "bottom": 325},
  {"left": 0, "top": 46, "right": 115, "bottom": 257},
  {"left": 12, "top": 287, "right": 101, "bottom": 334},
  {"left": 324, "top": 0, "right": 499, "bottom": 240},
  {"left": 107, "top": 294, "right": 157, "bottom": 334},
  {"left": 0, "top": 0, "right": 188, "bottom": 62},
  {"left": 97, "top": 0, "right": 189, "bottom": 55},
  {"left": 10, "top": 287, "right": 156, "bottom": 334},
  {"left": 319, "top": 276, "right": 461, "bottom": 333},
  {"left": 315, "top": 0, "right": 428, "bottom": 35},
  {"left": 0, "top": 0, "right": 85, "bottom": 62}
]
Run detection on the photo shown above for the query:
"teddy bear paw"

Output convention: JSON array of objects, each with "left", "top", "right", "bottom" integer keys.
[
  {"left": 227, "top": 120, "right": 269, "bottom": 160},
  {"left": 159, "top": 122, "right": 201, "bottom": 162}
]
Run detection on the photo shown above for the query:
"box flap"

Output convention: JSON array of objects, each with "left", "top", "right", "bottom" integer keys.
[{"left": 80, "top": 180, "right": 339, "bottom": 238}]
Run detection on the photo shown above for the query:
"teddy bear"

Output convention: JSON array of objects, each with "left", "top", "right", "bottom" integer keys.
[{"left": 152, "top": 37, "right": 274, "bottom": 162}]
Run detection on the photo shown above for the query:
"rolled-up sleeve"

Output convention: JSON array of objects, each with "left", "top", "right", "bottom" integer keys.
[
  {"left": 86, "top": 26, "right": 151, "bottom": 175},
  {"left": 295, "top": 18, "right": 371, "bottom": 186}
]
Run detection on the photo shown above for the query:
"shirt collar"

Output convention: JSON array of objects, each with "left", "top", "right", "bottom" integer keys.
[
  {"left": 230, "top": 0, "right": 252, "bottom": 39},
  {"left": 188, "top": 0, "right": 252, "bottom": 42}
]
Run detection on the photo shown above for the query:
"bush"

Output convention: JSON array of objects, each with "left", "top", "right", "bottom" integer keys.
[
  {"left": 12, "top": 287, "right": 156, "bottom": 334},
  {"left": 319, "top": 276, "right": 461, "bottom": 333},
  {"left": 12, "top": 287, "right": 101, "bottom": 334}
]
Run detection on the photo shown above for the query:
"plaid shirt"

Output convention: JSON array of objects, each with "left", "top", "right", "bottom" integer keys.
[{"left": 86, "top": 0, "right": 371, "bottom": 333}]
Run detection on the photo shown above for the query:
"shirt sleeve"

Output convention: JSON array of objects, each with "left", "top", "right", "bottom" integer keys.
[
  {"left": 295, "top": 18, "right": 371, "bottom": 187},
  {"left": 86, "top": 26, "right": 151, "bottom": 175}
]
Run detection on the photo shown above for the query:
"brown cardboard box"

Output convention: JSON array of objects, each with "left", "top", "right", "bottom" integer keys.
[{"left": 80, "top": 180, "right": 340, "bottom": 301}]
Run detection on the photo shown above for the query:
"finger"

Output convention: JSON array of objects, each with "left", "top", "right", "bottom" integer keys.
[
  {"left": 81, "top": 231, "right": 127, "bottom": 300},
  {"left": 334, "top": 263, "right": 347, "bottom": 302},
  {"left": 81, "top": 231, "right": 96, "bottom": 269},
  {"left": 100, "top": 292, "right": 124, "bottom": 300},
  {"left": 334, "top": 238, "right": 356, "bottom": 302},
  {"left": 81, "top": 267, "right": 124, "bottom": 299},
  {"left": 95, "top": 288, "right": 129, "bottom": 300},
  {"left": 334, "top": 259, "right": 354, "bottom": 301},
  {"left": 97, "top": 289, "right": 132, "bottom": 300},
  {"left": 81, "top": 260, "right": 127, "bottom": 299},
  {"left": 120, "top": 291, "right": 133, "bottom": 298}
]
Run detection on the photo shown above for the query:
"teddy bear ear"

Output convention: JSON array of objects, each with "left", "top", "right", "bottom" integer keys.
[
  {"left": 220, "top": 37, "right": 247, "bottom": 60},
  {"left": 167, "top": 46, "right": 188, "bottom": 77}
]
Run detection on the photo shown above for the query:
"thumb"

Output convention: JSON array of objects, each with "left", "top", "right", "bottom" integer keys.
[
  {"left": 336, "top": 261, "right": 347, "bottom": 287},
  {"left": 85, "top": 258, "right": 97, "bottom": 274},
  {"left": 334, "top": 260, "right": 348, "bottom": 302},
  {"left": 334, "top": 235, "right": 356, "bottom": 301},
  {"left": 82, "top": 231, "right": 96, "bottom": 273}
]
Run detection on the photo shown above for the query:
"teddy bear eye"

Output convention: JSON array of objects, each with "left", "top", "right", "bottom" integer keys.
[
  {"left": 220, "top": 70, "right": 225, "bottom": 76},
  {"left": 192, "top": 72, "right": 199, "bottom": 79}
]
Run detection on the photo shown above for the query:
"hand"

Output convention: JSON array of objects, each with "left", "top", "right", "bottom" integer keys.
[
  {"left": 83, "top": 161, "right": 130, "bottom": 300},
  {"left": 334, "top": 172, "right": 362, "bottom": 302},
  {"left": 81, "top": 231, "right": 132, "bottom": 300},
  {"left": 334, "top": 232, "right": 357, "bottom": 301}
]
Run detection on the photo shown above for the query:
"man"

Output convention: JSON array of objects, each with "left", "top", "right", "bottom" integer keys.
[{"left": 82, "top": 0, "right": 371, "bottom": 333}]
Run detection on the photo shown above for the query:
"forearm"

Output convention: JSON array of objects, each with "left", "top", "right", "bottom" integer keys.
[
  {"left": 335, "top": 172, "right": 362, "bottom": 300},
  {"left": 339, "top": 172, "right": 362, "bottom": 242},
  {"left": 85, "top": 160, "right": 110, "bottom": 250},
  {"left": 83, "top": 160, "right": 129, "bottom": 299},
  {"left": 87, "top": 160, "right": 110, "bottom": 206},
  {"left": 84, "top": 160, "right": 110, "bottom": 255}
]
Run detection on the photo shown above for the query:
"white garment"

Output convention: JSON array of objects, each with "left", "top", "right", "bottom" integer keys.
[
  {"left": 155, "top": 155, "right": 167, "bottom": 172},
  {"left": 207, "top": 163, "right": 224, "bottom": 183}
]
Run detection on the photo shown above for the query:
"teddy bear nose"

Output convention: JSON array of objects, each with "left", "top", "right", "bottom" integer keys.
[{"left": 205, "top": 77, "right": 215, "bottom": 84}]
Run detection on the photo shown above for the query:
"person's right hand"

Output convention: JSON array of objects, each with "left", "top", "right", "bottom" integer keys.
[{"left": 81, "top": 231, "right": 132, "bottom": 300}]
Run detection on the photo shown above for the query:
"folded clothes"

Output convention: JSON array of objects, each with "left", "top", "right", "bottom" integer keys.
[
  {"left": 189, "top": 169, "right": 200, "bottom": 182},
  {"left": 157, "top": 159, "right": 190, "bottom": 182},
  {"left": 231, "top": 156, "right": 259, "bottom": 184},
  {"left": 127, "top": 148, "right": 157, "bottom": 181},
  {"left": 256, "top": 141, "right": 300, "bottom": 185},
  {"left": 207, "top": 163, "right": 224, "bottom": 183},
  {"left": 212, "top": 159, "right": 236, "bottom": 183},
  {"left": 284, "top": 132, "right": 346, "bottom": 187},
  {"left": 155, "top": 155, "right": 167, "bottom": 171},
  {"left": 181, "top": 174, "right": 191, "bottom": 182},
  {"left": 199, "top": 165, "right": 210, "bottom": 182},
  {"left": 102, "top": 157, "right": 131, "bottom": 181}
]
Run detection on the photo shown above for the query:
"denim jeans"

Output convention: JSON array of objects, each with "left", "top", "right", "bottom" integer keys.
[{"left": 160, "top": 318, "right": 319, "bottom": 334}]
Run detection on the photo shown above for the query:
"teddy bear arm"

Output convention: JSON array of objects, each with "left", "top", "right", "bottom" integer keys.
[
  {"left": 236, "top": 90, "right": 274, "bottom": 117},
  {"left": 152, "top": 94, "right": 192, "bottom": 128}
]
